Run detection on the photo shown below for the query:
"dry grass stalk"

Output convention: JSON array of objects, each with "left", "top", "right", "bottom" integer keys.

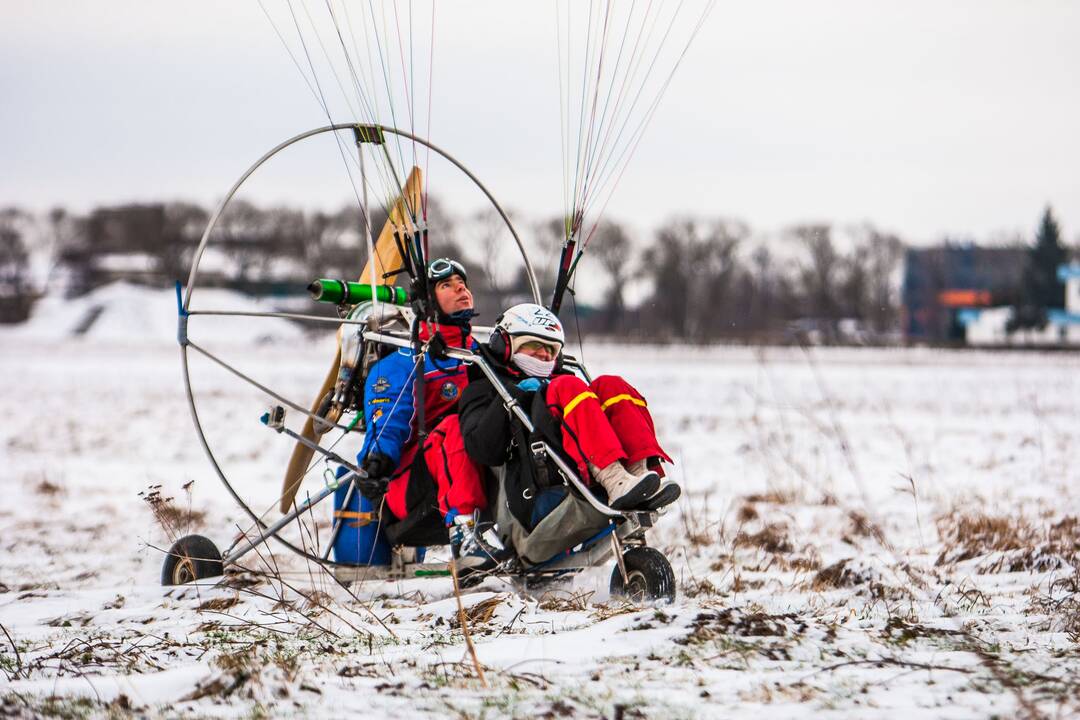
[
  {"left": 680, "top": 489, "right": 716, "bottom": 547},
  {"left": 16, "top": 634, "right": 167, "bottom": 679},
  {"left": 301, "top": 591, "right": 334, "bottom": 615},
  {"left": 448, "top": 558, "right": 487, "bottom": 688}
]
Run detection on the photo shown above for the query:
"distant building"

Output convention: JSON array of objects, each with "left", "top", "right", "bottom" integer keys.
[
  {"left": 958, "top": 263, "right": 1080, "bottom": 347},
  {"left": 901, "top": 243, "right": 1025, "bottom": 343},
  {"left": 1060, "top": 264, "right": 1080, "bottom": 317}
]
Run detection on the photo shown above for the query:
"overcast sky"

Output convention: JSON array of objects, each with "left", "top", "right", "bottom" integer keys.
[{"left": 3, "top": 0, "right": 1079, "bottom": 247}]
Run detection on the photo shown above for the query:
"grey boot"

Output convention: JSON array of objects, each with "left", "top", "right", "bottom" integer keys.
[
  {"left": 643, "top": 480, "right": 681, "bottom": 510},
  {"left": 628, "top": 458, "right": 681, "bottom": 510},
  {"left": 590, "top": 461, "right": 660, "bottom": 510}
]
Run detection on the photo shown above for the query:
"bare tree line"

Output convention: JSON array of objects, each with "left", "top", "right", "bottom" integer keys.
[
  {"left": 1, "top": 199, "right": 907, "bottom": 343},
  {"left": 588, "top": 219, "right": 906, "bottom": 343}
]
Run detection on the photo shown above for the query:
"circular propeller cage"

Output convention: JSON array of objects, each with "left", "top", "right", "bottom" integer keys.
[{"left": 180, "top": 123, "right": 539, "bottom": 566}]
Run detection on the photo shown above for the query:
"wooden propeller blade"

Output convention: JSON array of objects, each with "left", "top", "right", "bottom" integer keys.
[
  {"left": 279, "top": 343, "right": 341, "bottom": 513},
  {"left": 279, "top": 166, "right": 423, "bottom": 513}
]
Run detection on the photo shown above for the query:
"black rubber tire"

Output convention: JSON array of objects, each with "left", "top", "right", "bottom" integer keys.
[
  {"left": 161, "top": 534, "right": 224, "bottom": 586},
  {"left": 609, "top": 546, "right": 676, "bottom": 603}
]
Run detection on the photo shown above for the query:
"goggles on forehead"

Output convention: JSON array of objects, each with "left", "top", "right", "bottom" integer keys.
[{"left": 427, "top": 258, "right": 466, "bottom": 283}]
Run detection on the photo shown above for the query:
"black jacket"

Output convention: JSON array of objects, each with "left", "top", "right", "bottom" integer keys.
[{"left": 458, "top": 345, "right": 569, "bottom": 529}]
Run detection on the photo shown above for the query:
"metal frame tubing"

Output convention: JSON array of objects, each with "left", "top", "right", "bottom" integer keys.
[{"left": 180, "top": 124, "right": 540, "bottom": 565}]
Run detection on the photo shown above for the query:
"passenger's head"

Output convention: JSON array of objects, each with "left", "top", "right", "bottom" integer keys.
[
  {"left": 427, "top": 258, "right": 473, "bottom": 321},
  {"left": 492, "top": 303, "right": 565, "bottom": 377}
]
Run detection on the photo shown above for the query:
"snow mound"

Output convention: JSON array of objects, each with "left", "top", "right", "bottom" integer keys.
[{"left": 3, "top": 282, "right": 305, "bottom": 345}]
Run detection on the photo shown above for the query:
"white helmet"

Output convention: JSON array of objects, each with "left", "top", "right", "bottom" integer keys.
[{"left": 494, "top": 303, "right": 565, "bottom": 355}]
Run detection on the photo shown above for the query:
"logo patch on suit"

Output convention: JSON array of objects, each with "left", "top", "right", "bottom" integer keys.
[
  {"left": 373, "top": 377, "right": 391, "bottom": 393},
  {"left": 440, "top": 381, "right": 460, "bottom": 401}
]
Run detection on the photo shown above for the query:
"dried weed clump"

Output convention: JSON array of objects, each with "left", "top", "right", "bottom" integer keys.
[
  {"left": 678, "top": 608, "right": 807, "bottom": 660},
  {"left": 774, "top": 553, "right": 822, "bottom": 574},
  {"left": 936, "top": 512, "right": 1079, "bottom": 574},
  {"left": 880, "top": 616, "right": 963, "bottom": 645},
  {"left": 736, "top": 504, "right": 759, "bottom": 523},
  {"left": 1048, "top": 516, "right": 1080, "bottom": 564},
  {"left": 682, "top": 577, "right": 721, "bottom": 599},
  {"left": 197, "top": 596, "right": 241, "bottom": 613},
  {"left": 183, "top": 647, "right": 260, "bottom": 701},
  {"left": 936, "top": 513, "right": 1033, "bottom": 563},
  {"left": 812, "top": 558, "right": 875, "bottom": 591},
  {"left": 810, "top": 558, "right": 913, "bottom": 602},
  {"left": 1028, "top": 570, "right": 1080, "bottom": 642},
  {"left": 843, "top": 510, "right": 887, "bottom": 546},
  {"left": 449, "top": 595, "right": 507, "bottom": 629},
  {"left": 743, "top": 489, "right": 796, "bottom": 505},
  {"left": 734, "top": 524, "right": 794, "bottom": 555},
  {"left": 139, "top": 485, "right": 207, "bottom": 540},
  {"left": 34, "top": 477, "right": 64, "bottom": 497},
  {"left": 538, "top": 590, "right": 593, "bottom": 613},
  {"left": 728, "top": 511, "right": 821, "bottom": 574}
]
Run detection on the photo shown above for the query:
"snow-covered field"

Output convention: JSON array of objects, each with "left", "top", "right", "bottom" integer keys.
[{"left": 2, "top": 302, "right": 1079, "bottom": 718}]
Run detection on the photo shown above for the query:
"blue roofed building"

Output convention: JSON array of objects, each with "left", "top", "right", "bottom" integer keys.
[
  {"left": 1049, "top": 263, "right": 1080, "bottom": 330},
  {"left": 961, "top": 262, "right": 1080, "bottom": 346},
  {"left": 901, "top": 243, "right": 1025, "bottom": 343}
]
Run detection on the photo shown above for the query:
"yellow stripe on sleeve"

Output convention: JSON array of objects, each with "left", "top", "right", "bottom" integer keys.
[
  {"left": 562, "top": 390, "right": 599, "bottom": 418},
  {"left": 600, "top": 393, "right": 647, "bottom": 411}
]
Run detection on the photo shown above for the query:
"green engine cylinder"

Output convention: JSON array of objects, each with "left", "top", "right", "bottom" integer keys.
[{"left": 307, "top": 279, "right": 408, "bottom": 306}]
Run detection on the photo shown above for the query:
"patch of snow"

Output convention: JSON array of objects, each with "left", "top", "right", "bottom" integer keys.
[
  {"left": 1, "top": 342, "right": 1078, "bottom": 717},
  {"left": 0, "top": 281, "right": 307, "bottom": 345}
]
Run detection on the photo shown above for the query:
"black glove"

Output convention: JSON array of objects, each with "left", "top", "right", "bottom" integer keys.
[
  {"left": 356, "top": 475, "right": 389, "bottom": 501},
  {"left": 356, "top": 453, "right": 394, "bottom": 500},
  {"left": 362, "top": 452, "right": 395, "bottom": 478}
]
